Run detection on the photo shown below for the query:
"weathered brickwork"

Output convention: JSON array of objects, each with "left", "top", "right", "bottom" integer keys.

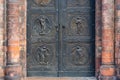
[
  {"left": 115, "top": 0, "right": 120, "bottom": 79},
  {"left": 0, "top": 0, "right": 119, "bottom": 80},
  {"left": 18, "top": 0, "right": 26, "bottom": 79},
  {"left": 0, "top": 0, "right": 6, "bottom": 80},
  {"left": 5, "top": 0, "right": 22, "bottom": 80},
  {"left": 100, "top": 0, "right": 116, "bottom": 80}
]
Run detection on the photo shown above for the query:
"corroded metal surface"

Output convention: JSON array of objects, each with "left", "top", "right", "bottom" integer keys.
[{"left": 27, "top": 0, "right": 95, "bottom": 77}]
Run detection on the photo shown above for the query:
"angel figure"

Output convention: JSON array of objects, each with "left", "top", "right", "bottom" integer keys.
[
  {"left": 76, "top": 17, "right": 83, "bottom": 34},
  {"left": 72, "top": 46, "right": 84, "bottom": 65},
  {"left": 35, "top": 46, "right": 49, "bottom": 65}
]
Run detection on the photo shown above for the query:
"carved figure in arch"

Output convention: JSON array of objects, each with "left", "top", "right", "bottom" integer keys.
[
  {"left": 34, "top": 16, "right": 50, "bottom": 34},
  {"left": 76, "top": 17, "right": 84, "bottom": 34},
  {"left": 33, "top": 15, "right": 52, "bottom": 35},
  {"left": 35, "top": 46, "right": 49, "bottom": 65},
  {"left": 40, "top": 16, "right": 47, "bottom": 33},
  {"left": 72, "top": 46, "right": 86, "bottom": 65}
]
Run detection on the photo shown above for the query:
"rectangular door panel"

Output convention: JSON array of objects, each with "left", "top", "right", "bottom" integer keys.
[
  {"left": 60, "top": 0, "right": 95, "bottom": 77},
  {"left": 67, "top": 0, "right": 90, "bottom": 7},
  {"left": 27, "top": 0, "right": 59, "bottom": 77},
  {"left": 60, "top": 42, "right": 95, "bottom": 77},
  {"left": 29, "top": 0, "right": 56, "bottom": 8}
]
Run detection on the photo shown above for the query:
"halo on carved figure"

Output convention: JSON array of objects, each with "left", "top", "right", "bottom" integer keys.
[
  {"left": 33, "top": 0, "right": 51, "bottom": 6},
  {"left": 70, "top": 45, "right": 89, "bottom": 65},
  {"left": 70, "top": 16, "right": 87, "bottom": 35},
  {"left": 33, "top": 15, "right": 52, "bottom": 35}
]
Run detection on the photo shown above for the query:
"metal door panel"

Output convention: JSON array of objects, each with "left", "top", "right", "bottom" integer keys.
[
  {"left": 27, "top": 0, "right": 95, "bottom": 77},
  {"left": 67, "top": 0, "right": 90, "bottom": 7},
  {"left": 27, "top": 0, "right": 59, "bottom": 77},
  {"left": 30, "top": 0, "right": 56, "bottom": 8},
  {"left": 59, "top": 0, "right": 95, "bottom": 77}
]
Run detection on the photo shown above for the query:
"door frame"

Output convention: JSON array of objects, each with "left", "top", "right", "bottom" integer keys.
[{"left": 5, "top": 0, "right": 116, "bottom": 80}]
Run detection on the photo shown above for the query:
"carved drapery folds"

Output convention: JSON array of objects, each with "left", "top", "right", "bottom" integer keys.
[
  {"left": 33, "top": 16, "right": 52, "bottom": 35},
  {"left": 71, "top": 45, "right": 89, "bottom": 65}
]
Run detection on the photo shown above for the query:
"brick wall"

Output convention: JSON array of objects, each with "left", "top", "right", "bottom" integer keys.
[
  {"left": 0, "top": 0, "right": 6, "bottom": 80},
  {"left": 5, "top": 0, "right": 26, "bottom": 80},
  {"left": 100, "top": 0, "right": 116, "bottom": 80},
  {"left": 5, "top": 0, "right": 21, "bottom": 80},
  {"left": 115, "top": 0, "right": 120, "bottom": 79}
]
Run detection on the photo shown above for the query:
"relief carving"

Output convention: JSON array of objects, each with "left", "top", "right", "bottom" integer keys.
[
  {"left": 27, "top": 45, "right": 53, "bottom": 68},
  {"left": 33, "top": 0, "right": 51, "bottom": 6},
  {"left": 76, "top": 17, "right": 84, "bottom": 34},
  {"left": 71, "top": 46, "right": 88, "bottom": 65},
  {"left": 34, "top": 46, "right": 50, "bottom": 65},
  {"left": 33, "top": 16, "right": 51, "bottom": 35},
  {"left": 71, "top": 16, "right": 87, "bottom": 35}
]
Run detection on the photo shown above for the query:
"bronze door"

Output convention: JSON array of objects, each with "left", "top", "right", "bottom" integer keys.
[
  {"left": 59, "top": 0, "right": 95, "bottom": 77},
  {"left": 27, "top": 0, "right": 95, "bottom": 77}
]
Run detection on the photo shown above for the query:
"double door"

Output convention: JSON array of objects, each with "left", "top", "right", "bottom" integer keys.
[{"left": 27, "top": 0, "right": 95, "bottom": 77}]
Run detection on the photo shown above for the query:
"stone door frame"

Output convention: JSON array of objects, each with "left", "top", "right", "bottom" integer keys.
[{"left": 0, "top": 0, "right": 117, "bottom": 80}]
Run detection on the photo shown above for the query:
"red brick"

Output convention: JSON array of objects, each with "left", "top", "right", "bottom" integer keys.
[{"left": 100, "top": 65, "right": 115, "bottom": 76}]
